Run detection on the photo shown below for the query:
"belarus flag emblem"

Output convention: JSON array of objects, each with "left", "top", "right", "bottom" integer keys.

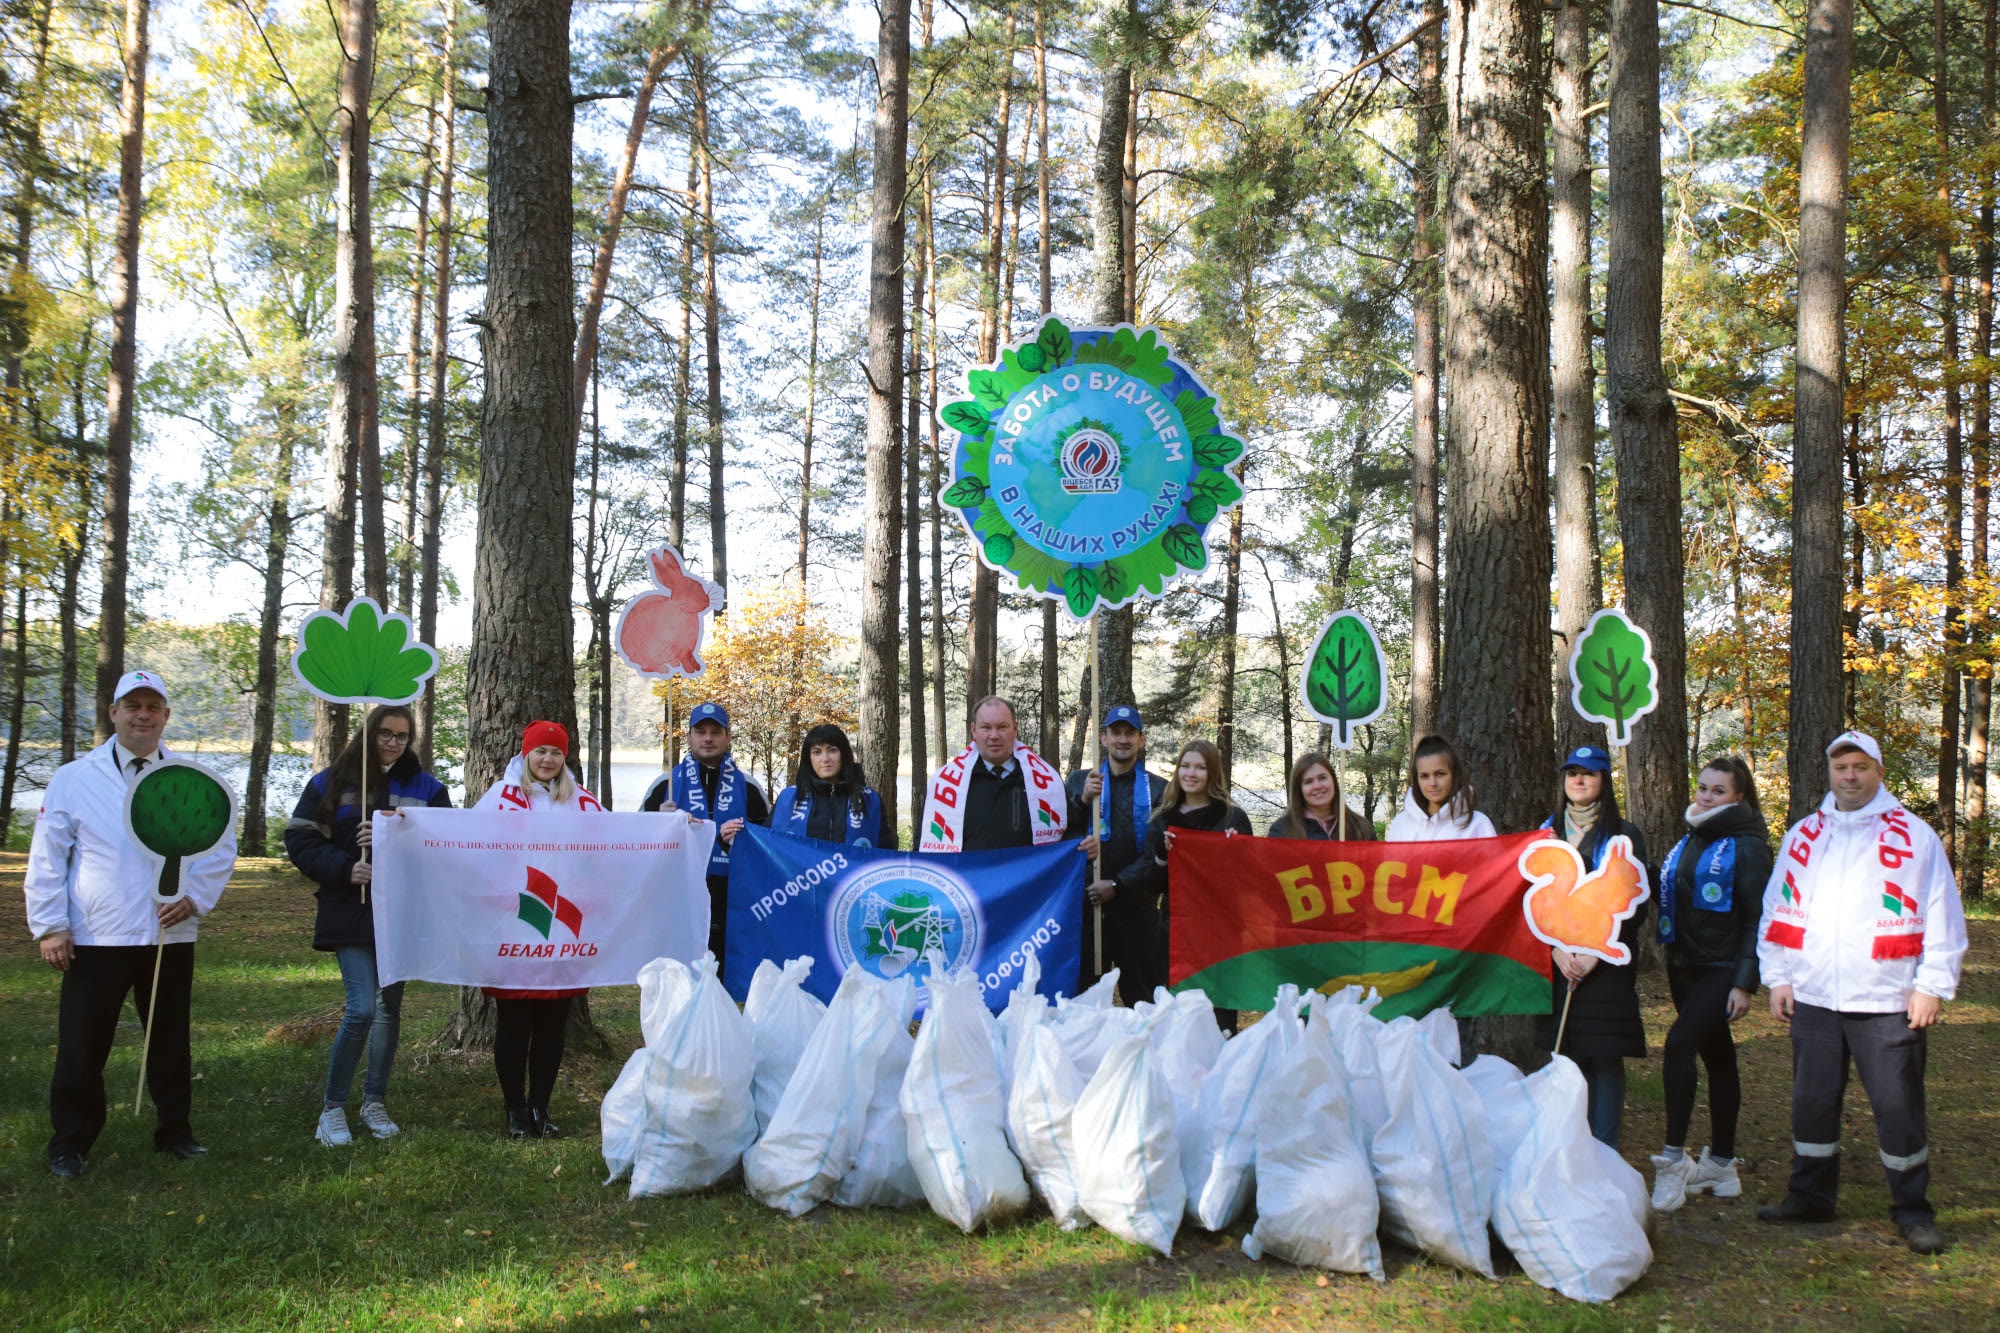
[{"left": 517, "top": 867, "right": 584, "bottom": 939}]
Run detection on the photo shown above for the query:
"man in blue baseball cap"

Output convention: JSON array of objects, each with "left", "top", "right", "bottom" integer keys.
[
  {"left": 1067, "top": 705, "right": 1170, "bottom": 1003},
  {"left": 642, "top": 702, "right": 769, "bottom": 960}
]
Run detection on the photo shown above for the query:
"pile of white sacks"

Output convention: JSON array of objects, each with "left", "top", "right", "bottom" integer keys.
[{"left": 600, "top": 952, "right": 1654, "bottom": 1305}]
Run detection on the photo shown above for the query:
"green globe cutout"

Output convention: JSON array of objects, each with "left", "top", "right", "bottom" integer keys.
[{"left": 128, "top": 762, "right": 234, "bottom": 901}]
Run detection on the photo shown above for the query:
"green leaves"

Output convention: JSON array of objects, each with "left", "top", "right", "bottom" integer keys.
[
  {"left": 1568, "top": 608, "right": 1660, "bottom": 745},
  {"left": 1301, "top": 612, "right": 1389, "bottom": 748},
  {"left": 1035, "top": 317, "right": 1073, "bottom": 367},
  {"left": 968, "top": 368, "right": 1011, "bottom": 412},
  {"left": 1064, "top": 566, "right": 1100, "bottom": 619},
  {"left": 940, "top": 476, "right": 988, "bottom": 508},
  {"left": 125, "top": 760, "right": 236, "bottom": 901},
  {"left": 1176, "top": 390, "right": 1220, "bottom": 440},
  {"left": 1189, "top": 469, "right": 1243, "bottom": 509},
  {"left": 1071, "top": 328, "right": 1175, "bottom": 386},
  {"left": 1193, "top": 432, "right": 1246, "bottom": 469},
  {"left": 942, "top": 399, "right": 991, "bottom": 439},
  {"left": 1161, "top": 524, "right": 1208, "bottom": 571},
  {"left": 291, "top": 597, "right": 440, "bottom": 706},
  {"left": 983, "top": 533, "right": 1016, "bottom": 566}
]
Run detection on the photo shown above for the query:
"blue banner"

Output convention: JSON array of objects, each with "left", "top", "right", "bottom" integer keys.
[{"left": 724, "top": 825, "right": 1085, "bottom": 1013}]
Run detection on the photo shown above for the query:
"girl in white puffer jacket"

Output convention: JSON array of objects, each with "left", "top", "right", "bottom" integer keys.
[{"left": 1384, "top": 734, "right": 1497, "bottom": 842}]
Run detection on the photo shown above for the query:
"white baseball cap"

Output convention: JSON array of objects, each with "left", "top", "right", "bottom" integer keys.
[
  {"left": 1825, "top": 729, "right": 1882, "bottom": 765},
  {"left": 112, "top": 669, "right": 169, "bottom": 705}
]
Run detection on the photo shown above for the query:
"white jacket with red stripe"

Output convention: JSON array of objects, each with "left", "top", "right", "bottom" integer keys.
[{"left": 1755, "top": 787, "right": 1967, "bottom": 1013}]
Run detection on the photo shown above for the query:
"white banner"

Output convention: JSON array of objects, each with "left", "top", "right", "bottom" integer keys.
[{"left": 371, "top": 808, "right": 716, "bottom": 989}]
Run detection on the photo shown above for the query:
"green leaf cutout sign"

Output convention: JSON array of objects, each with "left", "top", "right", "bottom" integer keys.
[
  {"left": 1568, "top": 607, "right": 1661, "bottom": 746},
  {"left": 123, "top": 759, "right": 236, "bottom": 903},
  {"left": 290, "top": 597, "right": 440, "bottom": 706},
  {"left": 1301, "top": 611, "right": 1388, "bottom": 749}
]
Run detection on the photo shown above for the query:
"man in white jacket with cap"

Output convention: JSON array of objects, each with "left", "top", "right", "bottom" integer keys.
[
  {"left": 1756, "top": 730, "right": 1966, "bottom": 1254},
  {"left": 25, "top": 671, "right": 236, "bottom": 1178}
]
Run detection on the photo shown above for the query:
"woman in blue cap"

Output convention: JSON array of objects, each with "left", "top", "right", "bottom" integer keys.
[{"left": 1532, "top": 745, "right": 1650, "bottom": 1148}]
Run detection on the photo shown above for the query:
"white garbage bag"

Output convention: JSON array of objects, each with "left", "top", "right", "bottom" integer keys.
[
  {"left": 1073, "top": 1031, "right": 1185, "bottom": 1257},
  {"left": 994, "top": 952, "right": 1047, "bottom": 1113},
  {"left": 1371, "top": 1016, "right": 1496, "bottom": 1276},
  {"left": 627, "top": 953, "right": 758, "bottom": 1198},
  {"left": 1461, "top": 1054, "right": 1535, "bottom": 1200},
  {"left": 1183, "top": 985, "right": 1305, "bottom": 1231},
  {"left": 1053, "top": 996, "right": 1147, "bottom": 1084},
  {"left": 834, "top": 974, "right": 924, "bottom": 1209},
  {"left": 744, "top": 968, "right": 900, "bottom": 1216},
  {"left": 744, "top": 957, "right": 826, "bottom": 1137},
  {"left": 1241, "top": 1004, "right": 1383, "bottom": 1279},
  {"left": 1150, "top": 987, "right": 1226, "bottom": 1088},
  {"left": 1007, "top": 1021, "right": 1090, "bottom": 1230},
  {"left": 1417, "top": 1004, "right": 1461, "bottom": 1066},
  {"left": 1321, "top": 1002, "right": 1389, "bottom": 1147},
  {"left": 601, "top": 955, "right": 696, "bottom": 1184},
  {"left": 901, "top": 969, "right": 1031, "bottom": 1232},
  {"left": 1493, "top": 1055, "right": 1653, "bottom": 1303}
]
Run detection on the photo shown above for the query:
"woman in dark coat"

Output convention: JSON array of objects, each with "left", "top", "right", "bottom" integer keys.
[
  {"left": 1533, "top": 745, "right": 1650, "bottom": 1149},
  {"left": 770, "top": 723, "right": 886, "bottom": 847},
  {"left": 284, "top": 703, "right": 452, "bottom": 1147},
  {"left": 1647, "top": 753, "right": 1773, "bottom": 1211}
]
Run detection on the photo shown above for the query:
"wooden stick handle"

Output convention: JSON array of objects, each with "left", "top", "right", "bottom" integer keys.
[
  {"left": 1089, "top": 612, "right": 1103, "bottom": 982},
  {"left": 134, "top": 924, "right": 166, "bottom": 1115},
  {"left": 1553, "top": 978, "right": 1578, "bottom": 1055}
]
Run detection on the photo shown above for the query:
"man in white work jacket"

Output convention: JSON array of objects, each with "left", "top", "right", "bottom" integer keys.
[
  {"left": 1756, "top": 730, "right": 1967, "bottom": 1254},
  {"left": 25, "top": 671, "right": 236, "bottom": 1178}
]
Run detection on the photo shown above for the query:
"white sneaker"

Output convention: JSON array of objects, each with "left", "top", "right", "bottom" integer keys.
[
  {"left": 357, "top": 1101, "right": 401, "bottom": 1139},
  {"left": 315, "top": 1106, "right": 353, "bottom": 1147},
  {"left": 1650, "top": 1151, "right": 1694, "bottom": 1211},
  {"left": 1687, "top": 1146, "right": 1740, "bottom": 1198}
]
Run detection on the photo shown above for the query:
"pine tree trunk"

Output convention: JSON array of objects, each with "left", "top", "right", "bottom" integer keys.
[
  {"left": 244, "top": 406, "right": 298, "bottom": 856},
  {"left": 1935, "top": 0, "right": 1965, "bottom": 862},
  {"left": 94, "top": 0, "right": 149, "bottom": 745},
  {"left": 1409, "top": 0, "right": 1443, "bottom": 745},
  {"left": 1, "top": 577, "right": 26, "bottom": 840},
  {"left": 401, "top": 100, "right": 435, "bottom": 616},
  {"left": 907, "top": 199, "right": 929, "bottom": 825},
  {"left": 334, "top": 0, "right": 386, "bottom": 606},
  {"left": 670, "top": 147, "right": 696, "bottom": 553},
  {"left": 1442, "top": 0, "right": 1552, "bottom": 1065},
  {"left": 1218, "top": 503, "right": 1243, "bottom": 787},
  {"left": 1608, "top": 0, "right": 1687, "bottom": 862},
  {"left": 1551, "top": 0, "right": 1603, "bottom": 759},
  {"left": 61, "top": 359, "right": 93, "bottom": 764},
  {"left": 419, "top": 0, "right": 457, "bottom": 773},
  {"left": 1788, "top": 0, "right": 1851, "bottom": 825},
  {"left": 1035, "top": 4, "right": 1060, "bottom": 756},
  {"left": 860, "top": 0, "right": 910, "bottom": 839},
  {"left": 799, "top": 209, "right": 824, "bottom": 585},
  {"left": 695, "top": 43, "right": 728, "bottom": 596},
  {"left": 1965, "top": 0, "right": 1995, "bottom": 896}
]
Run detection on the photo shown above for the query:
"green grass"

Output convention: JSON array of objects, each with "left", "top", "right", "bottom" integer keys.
[{"left": 3, "top": 854, "right": 1997, "bottom": 1331}]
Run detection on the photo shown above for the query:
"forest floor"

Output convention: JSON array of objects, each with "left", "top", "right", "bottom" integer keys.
[{"left": 0, "top": 852, "right": 1995, "bottom": 1332}]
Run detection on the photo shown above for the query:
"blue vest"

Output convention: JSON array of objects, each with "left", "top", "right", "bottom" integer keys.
[
  {"left": 772, "top": 784, "right": 882, "bottom": 847},
  {"left": 1657, "top": 832, "right": 1736, "bottom": 944},
  {"left": 671, "top": 754, "right": 750, "bottom": 876}
]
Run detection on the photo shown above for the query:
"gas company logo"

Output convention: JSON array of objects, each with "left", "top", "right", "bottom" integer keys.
[
  {"left": 501, "top": 867, "right": 598, "bottom": 959},
  {"left": 1058, "top": 424, "right": 1123, "bottom": 494},
  {"left": 828, "top": 861, "right": 983, "bottom": 1000}
]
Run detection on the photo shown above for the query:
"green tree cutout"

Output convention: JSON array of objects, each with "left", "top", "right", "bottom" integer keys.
[
  {"left": 291, "top": 597, "right": 441, "bottom": 705},
  {"left": 1301, "top": 611, "right": 1388, "bottom": 749},
  {"left": 125, "top": 761, "right": 236, "bottom": 901},
  {"left": 1568, "top": 608, "right": 1661, "bottom": 746}
]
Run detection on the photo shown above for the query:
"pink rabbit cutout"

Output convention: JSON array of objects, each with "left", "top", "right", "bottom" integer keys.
[{"left": 614, "top": 545, "right": 722, "bottom": 678}]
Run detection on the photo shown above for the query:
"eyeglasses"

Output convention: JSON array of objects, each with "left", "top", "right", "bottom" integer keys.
[{"left": 376, "top": 730, "right": 413, "bottom": 746}]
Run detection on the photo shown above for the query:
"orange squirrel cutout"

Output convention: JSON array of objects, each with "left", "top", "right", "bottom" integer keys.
[
  {"left": 615, "top": 545, "right": 722, "bottom": 679},
  {"left": 1517, "top": 834, "right": 1650, "bottom": 966}
]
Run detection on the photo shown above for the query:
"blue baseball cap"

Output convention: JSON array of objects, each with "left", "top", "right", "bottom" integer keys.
[
  {"left": 1562, "top": 746, "right": 1612, "bottom": 773},
  {"left": 689, "top": 702, "right": 730, "bottom": 731},
  {"left": 1104, "top": 705, "right": 1144, "bottom": 731}
]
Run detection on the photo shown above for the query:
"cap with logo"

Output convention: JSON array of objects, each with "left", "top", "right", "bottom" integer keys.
[
  {"left": 1104, "top": 705, "right": 1144, "bottom": 732},
  {"left": 1825, "top": 730, "right": 1883, "bottom": 766},
  {"left": 689, "top": 702, "right": 730, "bottom": 732},
  {"left": 112, "top": 670, "right": 169, "bottom": 705},
  {"left": 1561, "top": 745, "right": 1611, "bottom": 774}
]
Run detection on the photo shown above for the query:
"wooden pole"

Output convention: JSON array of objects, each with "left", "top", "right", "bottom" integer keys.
[
  {"left": 133, "top": 920, "right": 165, "bottom": 1114},
  {"left": 1553, "top": 978, "right": 1578, "bottom": 1054},
  {"left": 1338, "top": 750, "right": 1349, "bottom": 841},
  {"left": 359, "top": 718, "right": 370, "bottom": 906},
  {"left": 1089, "top": 612, "right": 1102, "bottom": 979}
]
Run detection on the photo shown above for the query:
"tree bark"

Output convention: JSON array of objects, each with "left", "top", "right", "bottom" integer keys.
[
  {"left": 334, "top": 0, "right": 387, "bottom": 606},
  {"left": 669, "top": 146, "right": 696, "bottom": 552},
  {"left": 573, "top": 28, "right": 686, "bottom": 449},
  {"left": 466, "top": 0, "right": 578, "bottom": 799},
  {"left": 400, "top": 96, "right": 435, "bottom": 617},
  {"left": 243, "top": 402, "right": 299, "bottom": 856},
  {"left": 1035, "top": 0, "right": 1060, "bottom": 755},
  {"left": 1, "top": 575, "right": 27, "bottom": 840},
  {"left": 1935, "top": 0, "right": 1965, "bottom": 862},
  {"left": 859, "top": 0, "right": 909, "bottom": 839},
  {"left": 1551, "top": 0, "right": 1603, "bottom": 759},
  {"left": 94, "top": 0, "right": 149, "bottom": 745},
  {"left": 1788, "top": 0, "right": 1851, "bottom": 825},
  {"left": 419, "top": 0, "right": 457, "bottom": 772},
  {"left": 908, "top": 199, "right": 929, "bottom": 821},
  {"left": 1608, "top": 0, "right": 1687, "bottom": 861},
  {"left": 1967, "top": 0, "right": 1995, "bottom": 895},
  {"left": 1442, "top": 0, "right": 1552, "bottom": 1064},
  {"left": 1410, "top": 0, "right": 1443, "bottom": 745},
  {"left": 1218, "top": 502, "right": 1243, "bottom": 787},
  {"left": 798, "top": 205, "right": 825, "bottom": 586},
  {"left": 695, "top": 41, "right": 728, "bottom": 596}
]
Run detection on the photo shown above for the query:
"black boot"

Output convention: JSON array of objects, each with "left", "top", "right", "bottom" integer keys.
[
  {"left": 532, "top": 1107, "right": 562, "bottom": 1139},
  {"left": 506, "top": 1108, "right": 536, "bottom": 1139}
]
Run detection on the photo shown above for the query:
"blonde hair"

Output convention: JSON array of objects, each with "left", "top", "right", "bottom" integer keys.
[
  {"left": 527, "top": 757, "right": 579, "bottom": 807},
  {"left": 1161, "top": 739, "right": 1235, "bottom": 817}
]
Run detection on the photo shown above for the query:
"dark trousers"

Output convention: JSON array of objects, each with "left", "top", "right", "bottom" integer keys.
[
  {"left": 706, "top": 874, "right": 729, "bottom": 962},
  {"left": 50, "top": 942, "right": 196, "bottom": 1160},
  {"left": 1785, "top": 1002, "right": 1933, "bottom": 1224},
  {"left": 1574, "top": 1054, "right": 1626, "bottom": 1149},
  {"left": 1665, "top": 966, "right": 1743, "bottom": 1157},
  {"left": 1081, "top": 908, "right": 1168, "bottom": 1006},
  {"left": 493, "top": 997, "right": 569, "bottom": 1112}
]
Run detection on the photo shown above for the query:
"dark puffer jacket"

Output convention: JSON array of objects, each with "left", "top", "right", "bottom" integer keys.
[
  {"left": 1660, "top": 801, "right": 1773, "bottom": 993},
  {"left": 284, "top": 751, "right": 454, "bottom": 950},
  {"left": 1533, "top": 814, "right": 1651, "bottom": 1060}
]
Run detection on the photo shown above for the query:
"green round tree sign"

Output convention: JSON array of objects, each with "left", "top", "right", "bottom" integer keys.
[{"left": 942, "top": 318, "right": 1247, "bottom": 619}]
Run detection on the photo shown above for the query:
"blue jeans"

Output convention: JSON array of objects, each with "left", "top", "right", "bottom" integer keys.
[
  {"left": 1574, "top": 1055, "right": 1626, "bottom": 1148},
  {"left": 324, "top": 946, "right": 404, "bottom": 1107}
]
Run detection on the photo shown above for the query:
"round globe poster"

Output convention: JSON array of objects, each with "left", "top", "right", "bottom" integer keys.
[{"left": 940, "top": 318, "right": 1247, "bottom": 619}]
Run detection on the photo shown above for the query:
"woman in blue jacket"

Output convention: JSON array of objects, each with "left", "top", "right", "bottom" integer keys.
[
  {"left": 770, "top": 724, "right": 885, "bottom": 847},
  {"left": 284, "top": 704, "right": 452, "bottom": 1147}
]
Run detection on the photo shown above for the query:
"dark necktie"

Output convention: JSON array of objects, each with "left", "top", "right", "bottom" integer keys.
[{"left": 129, "top": 756, "right": 149, "bottom": 777}]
